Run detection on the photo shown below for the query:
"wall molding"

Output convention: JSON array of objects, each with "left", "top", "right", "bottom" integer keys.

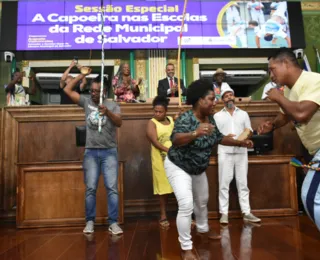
[{"left": 302, "top": 2, "right": 320, "bottom": 11}]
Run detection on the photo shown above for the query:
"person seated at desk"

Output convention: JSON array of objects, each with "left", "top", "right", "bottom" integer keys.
[
  {"left": 4, "top": 70, "right": 37, "bottom": 106},
  {"left": 212, "top": 68, "right": 231, "bottom": 101},
  {"left": 112, "top": 63, "right": 141, "bottom": 103},
  {"left": 60, "top": 60, "right": 87, "bottom": 104},
  {"left": 157, "top": 63, "right": 186, "bottom": 98},
  {"left": 261, "top": 82, "right": 284, "bottom": 100}
]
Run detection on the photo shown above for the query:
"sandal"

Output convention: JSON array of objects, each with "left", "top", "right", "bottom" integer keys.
[{"left": 159, "top": 218, "right": 170, "bottom": 228}]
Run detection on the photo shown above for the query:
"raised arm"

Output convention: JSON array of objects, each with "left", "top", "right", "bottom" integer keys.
[
  {"left": 64, "top": 72, "right": 89, "bottom": 104},
  {"left": 267, "top": 87, "right": 319, "bottom": 124},
  {"left": 76, "top": 64, "right": 87, "bottom": 91},
  {"left": 60, "top": 60, "right": 76, "bottom": 89},
  {"left": 79, "top": 76, "right": 87, "bottom": 92},
  {"left": 6, "top": 72, "right": 22, "bottom": 92},
  {"left": 25, "top": 74, "right": 37, "bottom": 95}
]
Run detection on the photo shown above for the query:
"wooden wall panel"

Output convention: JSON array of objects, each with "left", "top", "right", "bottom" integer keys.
[
  {"left": 17, "top": 161, "right": 124, "bottom": 228},
  {"left": 18, "top": 121, "right": 85, "bottom": 163},
  {"left": 207, "top": 156, "right": 298, "bottom": 218},
  {"left": 118, "top": 119, "right": 154, "bottom": 200}
]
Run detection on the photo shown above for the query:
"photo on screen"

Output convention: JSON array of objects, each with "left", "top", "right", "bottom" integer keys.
[
  {"left": 16, "top": 0, "right": 291, "bottom": 50},
  {"left": 219, "top": 1, "right": 290, "bottom": 48}
]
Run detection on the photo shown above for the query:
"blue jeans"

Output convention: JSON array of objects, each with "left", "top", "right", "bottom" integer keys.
[
  {"left": 301, "top": 149, "right": 320, "bottom": 231},
  {"left": 83, "top": 148, "right": 119, "bottom": 224}
]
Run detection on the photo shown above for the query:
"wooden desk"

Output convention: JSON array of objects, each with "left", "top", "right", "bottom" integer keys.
[
  {"left": 206, "top": 155, "right": 298, "bottom": 218},
  {"left": 16, "top": 161, "right": 124, "bottom": 228},
  {"left": 0, "top": 102, "right": 303, "bottom": 220}
]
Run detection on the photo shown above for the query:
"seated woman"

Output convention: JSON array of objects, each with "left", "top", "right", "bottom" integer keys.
[
  {"left": 146, "top": 96, "right": 174, "bottom": 229},
  {"left": 112, "top": 63, "right": 142, "bottom": 102}
]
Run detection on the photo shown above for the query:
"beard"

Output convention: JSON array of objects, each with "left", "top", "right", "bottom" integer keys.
[{"left": 225, "top": 99, "right": 235, "bottom": 109}]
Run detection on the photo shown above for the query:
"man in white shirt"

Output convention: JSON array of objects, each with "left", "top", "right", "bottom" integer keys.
[
  {"left": 157, "top": 63, "right": 186, "bottom": 98},
  {"left": 214, "top": 87, "right": 261, "bottom": 225},
  {"left": 255, "top": 1, "right": 291, "bottom": 48},
  {"left": 247, "top": 0, "right": 265, "bottom": 26}
]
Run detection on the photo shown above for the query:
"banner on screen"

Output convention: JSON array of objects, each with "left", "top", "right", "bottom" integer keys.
[{"left": 16, "top": 1, "right": 291, "bottom": 50}]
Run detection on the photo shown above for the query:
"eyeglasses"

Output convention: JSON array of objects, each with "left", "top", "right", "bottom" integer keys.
[{"left": 89, "top": 89, "right": 101, "bottom": 94}]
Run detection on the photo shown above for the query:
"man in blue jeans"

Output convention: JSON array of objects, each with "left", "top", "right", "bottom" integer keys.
[{"left": 64, "top": 68, "right": 123, "bottom": 235}]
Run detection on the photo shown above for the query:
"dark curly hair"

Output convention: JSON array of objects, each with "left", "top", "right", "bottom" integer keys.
[
  {"left": 152, "top": 96, "right": 170, "bottom": 110},
  {"left": 268, "top": 47, "right": 300, "bottom": 68},
  {"left": 186, "top": 79, "right": 213, "bottom": 107}
]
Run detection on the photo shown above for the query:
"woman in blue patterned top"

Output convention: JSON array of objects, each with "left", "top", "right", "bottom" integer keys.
[{"left": 164, "top": 79, "right": 253, "bottom": 260}]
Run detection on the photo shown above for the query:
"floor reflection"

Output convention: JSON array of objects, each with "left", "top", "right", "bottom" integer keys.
[{"left": 221, "top": 222, "right": 260, "bottom": 260}]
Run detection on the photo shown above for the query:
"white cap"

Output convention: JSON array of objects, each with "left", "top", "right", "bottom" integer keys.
[{"left": 221, "top": 87, "right": 234, "bottom": 98}]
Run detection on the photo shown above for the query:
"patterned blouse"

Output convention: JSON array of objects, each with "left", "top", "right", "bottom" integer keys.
[
  {"left": 112, "top": 76, "right": 139, "bottom": 102},
  {"left": 168, "top": 110, "right": 224, "bottom": 175}
]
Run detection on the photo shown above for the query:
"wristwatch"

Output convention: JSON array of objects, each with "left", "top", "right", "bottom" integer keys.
[{"left": 191, "top": 130, "right": 197, "bottom": 137}]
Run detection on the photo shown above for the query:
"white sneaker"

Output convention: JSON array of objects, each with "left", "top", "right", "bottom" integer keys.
[
  {"left": 83, "top": 220, "right": 94, "bottom": 234},
  {"left": 220, "top": 214, "right": 228, "bottom": 224},
  {"left": 108, "top": 223, "right": 123, "bottom": 235},
  {"left": 243, "top": 213, "right": 261, "bottom": 223}
]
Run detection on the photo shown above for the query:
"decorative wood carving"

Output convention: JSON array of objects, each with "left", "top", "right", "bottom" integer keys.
[{"left": 301, "top": 2, "right": 320, "bottom": 11}]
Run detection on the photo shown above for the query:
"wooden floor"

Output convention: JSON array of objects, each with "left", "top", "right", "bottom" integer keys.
[{"left": 0, "top": 215, "right": 319, "bottom": 260}]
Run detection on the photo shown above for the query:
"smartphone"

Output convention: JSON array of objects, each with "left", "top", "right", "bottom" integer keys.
[{"left": 74, "top": 56, "right": 78, "bottom": 64}]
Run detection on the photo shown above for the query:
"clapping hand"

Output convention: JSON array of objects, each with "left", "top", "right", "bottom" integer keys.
[{"left": 171, "top": 83, "right": 178, "bottom": 93}]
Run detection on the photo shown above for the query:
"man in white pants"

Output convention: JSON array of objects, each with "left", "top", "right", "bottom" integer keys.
[
  {"left": 226, "top": 3, "right": 241, "bottom": 34},
  {"left": 214, "top": 87, "right": 261, "bottom": 224},
  {"left": 247, "top": 0, "right": 265, "bottom": 27}
]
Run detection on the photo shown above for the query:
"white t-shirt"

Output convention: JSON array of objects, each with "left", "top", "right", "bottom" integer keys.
[{"left": 4, "top": 84, "right": 28, "bottom": 106}]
